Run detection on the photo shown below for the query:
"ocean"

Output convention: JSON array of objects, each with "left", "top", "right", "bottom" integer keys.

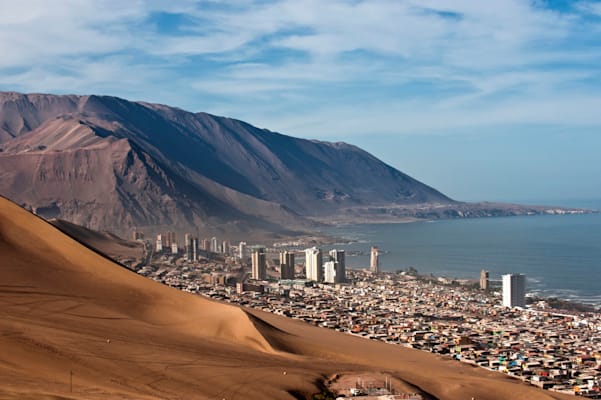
[{"left": 322, "top": 200, "right": 601, "bottom": 307}]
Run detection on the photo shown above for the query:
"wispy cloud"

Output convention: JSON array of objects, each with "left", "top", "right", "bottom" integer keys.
[{"left": 1, "top": 0, "right": 601, "bottom": 137}]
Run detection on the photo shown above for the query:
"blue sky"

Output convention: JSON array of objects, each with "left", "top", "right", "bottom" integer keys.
[{"left": 1, "top": 0, "right": 600, "bottom": 203}]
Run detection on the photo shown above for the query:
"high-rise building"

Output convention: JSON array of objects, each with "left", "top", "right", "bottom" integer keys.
[
  {"left": 370, "top": 246, "right": 379, "bottom": 273},
  {"left": 502, "top": 273, "right": 526, "bottom": 308},
  {"left": 328, "top": 249, "right": 346, "bottom": 283},
  {"left": 210, "top": 237, "right": 218, "bottom": 253},
  {"left": 190, "top": 237, "right": 198, "bottom": 261},
  {"left": 251, "top": 247, "right": 266, "bottom": 280},
  {"left": 305, "top": 247, "right": 323, "bottom": 281},
  {"left": 171, "top": 242, "right": 178, "bottom": 255},
  {"left": 222, "top": 240, "right": 230, "bottom": 255},
  {"left": 164, "top": 231, "right": 176, "bottom": 248},
  {"left": 323, "top": 260, "right": 339, "bottom": 283},
  {"left": 238, "top": 241, "right": 247, "bottom": 260},
  {"left": 184, "top": 233, "right": 191, "bottom": 256},
  {"left": 201, "top": 238, "right": 209, "bottom": 251},
  {"left": 184, "top": 234, "right": 198, "bottom": 261},
  {"left": 279, "top": 250, "right": 295, "bottom": 280},
  {"left": 279, "top": 251, "right": 295, "bottom": 269},
  {"left": 480, "top": 270, "right": 489, "bottom": 291},
  {"left": 156, "top": 234, "right": 163, "bottom": 252}
]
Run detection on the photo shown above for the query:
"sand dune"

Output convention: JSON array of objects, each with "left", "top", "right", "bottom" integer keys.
[
  {"left": 49, "top": 218, "right": 143, "bottom": 261},
  {"left": 0, "top": 196, "right": 572, "bottom": 399}
]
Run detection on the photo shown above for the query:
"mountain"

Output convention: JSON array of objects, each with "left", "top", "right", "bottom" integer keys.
[
  {"left": 0, "top": 91, "right": 451, "bottom": 236},
  {"left": 0, "top": 195, "right": 572, "bottom": 400}
]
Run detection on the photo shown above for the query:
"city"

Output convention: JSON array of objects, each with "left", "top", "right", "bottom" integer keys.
[{"left": 124, "top": 230, "right": 601, "bottom": 398}]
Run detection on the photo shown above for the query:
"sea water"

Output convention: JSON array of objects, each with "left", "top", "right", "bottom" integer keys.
[{"left": 323, "top": 201, "right": 601, "bottom": 306}]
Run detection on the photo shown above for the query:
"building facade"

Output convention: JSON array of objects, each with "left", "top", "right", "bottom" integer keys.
[
  {"left": 480, "top": 269, "right": 489, "bottom": 291},
  {"left": 279, "top": 251, "right": 295, "bottom": 280},
  {"left": 305, "top": 247, "right": 323, "bottom": 281},
  {"left": 502, "top": 273, "right": 526, "bottom": 308},
  {"left": 370, "top": 246, "right": 379, "bottom": 273},
  {"left": 328, "top": 249, "right": 346, "bottom": 283},
  {"left": 238, "top": 241, "right": 247, "bottom": 260},
  {"left": 251, "top": 247, "right": 267, "bottom": 280}
]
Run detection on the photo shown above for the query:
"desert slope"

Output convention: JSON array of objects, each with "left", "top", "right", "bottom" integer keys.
[
  {"left": 50, "top": 218, "right": 144, "bottom": 260},
  {"left": 0, "top": 196, "right": 571, "bottom": 399}
]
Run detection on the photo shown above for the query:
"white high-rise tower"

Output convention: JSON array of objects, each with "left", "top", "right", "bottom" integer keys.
[
  {"left": 502, "top": 273, "right": 526, "bottom": 308},
  {"left": 305, "top": 247, "right": 323, "bottom": 281}
]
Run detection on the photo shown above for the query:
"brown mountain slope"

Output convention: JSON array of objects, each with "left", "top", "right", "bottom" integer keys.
[
  {"left": 0, "top": 196, "right": 570, "bottom": 400},
  {"left": 0, "top": 91, "right": 452, "bottom": 236}
]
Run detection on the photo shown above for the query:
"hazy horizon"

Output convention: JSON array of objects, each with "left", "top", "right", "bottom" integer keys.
[{"left": 1, "top": 1, "right": 600, "bottom": 201}]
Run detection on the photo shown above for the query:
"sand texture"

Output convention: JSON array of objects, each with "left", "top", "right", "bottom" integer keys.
[{"left": 0, "top": 196, "right": 572, "bottom": 399}]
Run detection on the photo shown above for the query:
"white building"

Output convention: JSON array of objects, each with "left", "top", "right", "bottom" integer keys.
[
  {"left": 305, "top": 247, "right": 323, "bottom": 281},
  {"left": 210, "top": 237, "right": 218, "bottom": 253},
  {"left": 238, "top": 241, "right": 247, "bottom": 260},
  {"left": 502, "top": 273, "right": 526, "bottom": 308},
  {"left": 328, "top": 249, "right": 346, "bottom": 283},
  {"left": 324, "top": 261, "right": 338, "bottom": 283}
]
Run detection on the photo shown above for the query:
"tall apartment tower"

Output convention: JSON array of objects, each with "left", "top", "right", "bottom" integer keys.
[
  {"left": 279, "top": 251, "right": 295, "bottom": 280},
  {"left": 184, "top": 234, "right": 198, "bottom": 261},
  {"left": 480, "top": 270, "right": 490, "bottom": 291},
  {"left": 305, "top": 247, "right": 323, "bottom": 282},
  {"left": 222, "top": 240, "right": 230, "bottom": 255},
  {"left": 210, "top": 237, "right": 218, "bottom": 253},
  {"left": 251, "top": 247, "right": 267, "bottom": 280},
  {"left": 238, "top": 241, "right": 247, "bottom": 260},
  {"left": 156, "top": 234, "right": 163, "bottom": 252},
  {"left": 190, "top": 237, "right": 199, "bottom": 261},
  {"left": 502, "top": 273, "right": 526, "bottom": 308},
  {"left": 323, "top": 261, "right": 338, "bottom": 283},
  {"left": 328, "top": 249, "right": 346, "bottom": 283},
  {"left": 164, "top": 231, "right": 176, "bottom": 248},
  {"left": 370, "top": 246, "right": 379, "bottom": 273}
]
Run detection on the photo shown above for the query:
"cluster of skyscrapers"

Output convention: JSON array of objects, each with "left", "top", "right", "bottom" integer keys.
[
  {"left": 154, "top": 232, "right": 231, "bottom": 260},
  {"left": 250, "top": 247, "right": 347, "bottom": 284}
]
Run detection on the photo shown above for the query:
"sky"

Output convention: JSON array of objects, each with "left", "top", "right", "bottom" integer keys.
[{"left": 1, "top": 0, "right": 600, "bottom": 203}]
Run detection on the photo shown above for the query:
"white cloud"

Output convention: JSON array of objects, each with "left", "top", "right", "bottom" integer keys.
[{"left": 1, "top": 0, "right": 601, "bottom": 137}]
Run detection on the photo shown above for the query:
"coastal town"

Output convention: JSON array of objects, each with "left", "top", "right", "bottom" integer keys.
[{"left": 127, "top": 232, "right": 601, "bottom": 398}]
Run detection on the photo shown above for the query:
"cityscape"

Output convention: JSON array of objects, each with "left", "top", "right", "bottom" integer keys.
[{"left": 122, "top": 230, "right": 601, "bottom": 398}]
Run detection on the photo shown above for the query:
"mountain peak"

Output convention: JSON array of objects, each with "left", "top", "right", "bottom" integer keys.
[{"left": 0, "top": 91, "right": 452, "bottom": 235}]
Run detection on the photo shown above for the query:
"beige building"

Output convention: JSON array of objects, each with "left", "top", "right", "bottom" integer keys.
[
  {"left": 370, "top": 246, "right": 379, "bottom": 273},
  {"left": 251, "top": 247, "right": 267, "bottom": 280}
]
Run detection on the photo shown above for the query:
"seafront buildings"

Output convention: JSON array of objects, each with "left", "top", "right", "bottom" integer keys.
[
  {"left": 133, "top": 235, "right": 599, "bottom": 397},
  {"left": 326, "top": 249, "right": 346, "bottom": 283},
  {"left": 503, "top": 273, "right": 526, "bottom": 308},
  {"left": 480, "top": 269, "right": 489, "bottom": 291},
  {"left": 370, "top": 246, "right": 379, "bottom": 273},
  {"left": 305, "top": 246, "right": 323, "bottom": 281}
]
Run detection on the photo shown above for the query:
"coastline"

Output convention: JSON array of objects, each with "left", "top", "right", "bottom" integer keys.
[{"left": 311, "top": 212, "right": 601, "bottom": 310}]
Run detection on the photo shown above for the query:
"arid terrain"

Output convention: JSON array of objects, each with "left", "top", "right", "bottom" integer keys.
[{"left": 0, "top": 195, "right": 573, "bottom": 400}]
